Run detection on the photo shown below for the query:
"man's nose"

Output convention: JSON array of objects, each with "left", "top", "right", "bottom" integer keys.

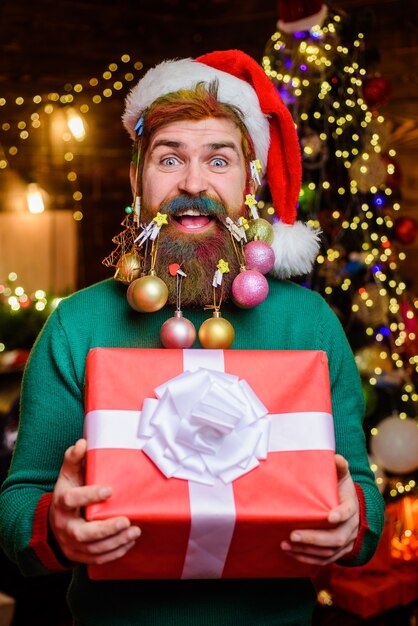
[{"left": 178, "top": 161, "right": 208, "bottom": 196}]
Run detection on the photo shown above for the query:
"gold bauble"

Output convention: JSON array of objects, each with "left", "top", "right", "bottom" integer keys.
[
  {"left": 354, "top": 344, "right": 393, "bottom": 377},
  {"left": 198, "top": 312, "right": 235, "bottom": 349},
  {"left": 115, "top": 252, "right": 142, "bottom": 284},
  {"left": 127, "top": 275, "right": 168, "bottom": 313},
  {"left": 246, "top": 218, "right": 274, "bottom": 245}
]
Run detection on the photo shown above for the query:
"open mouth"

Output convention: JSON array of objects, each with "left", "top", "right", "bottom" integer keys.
[{"left": 171, "top": 209, "right": 215, "bottom": 233}]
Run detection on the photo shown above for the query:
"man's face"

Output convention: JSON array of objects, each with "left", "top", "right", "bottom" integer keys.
[
  {"left": 133, "top": 117, "right": 249, "bottom": 307},
  {"left": 140, "top": 117, "right": 247, "bottom": 226}
]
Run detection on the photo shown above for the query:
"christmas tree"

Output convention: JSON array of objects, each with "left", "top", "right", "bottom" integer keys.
[{"left": 261, "top": 0, "right": 418, "bottom": 561}]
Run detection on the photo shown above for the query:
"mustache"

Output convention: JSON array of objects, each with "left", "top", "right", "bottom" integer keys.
[{"left": 158, "top": 195, "right": 228, "bottom": 220}]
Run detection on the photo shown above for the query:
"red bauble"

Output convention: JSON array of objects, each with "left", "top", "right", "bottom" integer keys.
[
  {"left": 393, "top": 217, "right": 418, "bottom": 245},
  {"left": 363, "top": 76, "right": 392, "bottom": 108}
]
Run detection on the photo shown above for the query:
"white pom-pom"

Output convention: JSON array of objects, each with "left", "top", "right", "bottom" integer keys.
[{"left": 269, "top": 221, "right": 322, "bottom": 279}]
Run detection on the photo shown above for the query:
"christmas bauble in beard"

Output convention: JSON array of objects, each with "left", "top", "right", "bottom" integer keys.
[
  {"left": 160, "top": 311, "right": 196, "bottom": 348},
  {"left": 115, "top": 252, "right": 142, "bottom": 284},
  {"left": 244, "top": 240, "right": 275, "bottom": 274},
  {"left": 198, "top": 311, "right": 235, "bottom": 349},
  {"left": 127, "top": 275, "right": 168, "bottom": 312},
  {"left": 232, "top": 269, "right": 269, "bottom": 308},
  {"left": 245, "top": 218, "right": 274, "bottom": 245}
]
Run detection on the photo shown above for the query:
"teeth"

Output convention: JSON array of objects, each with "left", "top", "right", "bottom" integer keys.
[{"left": 177, "top": 209, "right": 202, "bottom": 216}]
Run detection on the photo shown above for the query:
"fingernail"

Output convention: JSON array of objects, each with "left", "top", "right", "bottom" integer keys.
[
  {"left": 290, "top": 532, "right": 301, "bottom": 542},
  {"left": 281, "top": 541, "right": 291, "bottom": 551},
  {"left": 99, "top": 487, "right": 112, "bottom": 498},
  {"left": 128, "top": 526, "right": 141, "bottom": 540}
]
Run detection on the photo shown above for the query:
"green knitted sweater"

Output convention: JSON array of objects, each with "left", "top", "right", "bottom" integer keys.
[{"left": 0, "top": 277, "right": 384, "bottom": 626}]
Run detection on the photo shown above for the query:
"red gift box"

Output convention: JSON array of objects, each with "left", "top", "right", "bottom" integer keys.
[
  {"left": 84, "top": 348, "right": 338, "bottom": 580},
  {"left": 329, "top": 562, "right": 418, "bottom": 618},
  {"left": 318, "top": 511, "right": 418, "bottom": 618}
]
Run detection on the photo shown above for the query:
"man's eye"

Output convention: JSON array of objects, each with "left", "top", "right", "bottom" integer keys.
[
  {"left": 211, "top": 158, "right": 227, "bottom": 167},
  {"left": 161, "top": 156, "right": 179, "bottom": 166}
]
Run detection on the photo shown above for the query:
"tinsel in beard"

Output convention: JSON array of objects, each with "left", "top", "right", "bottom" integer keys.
[{"left": 142, "top": 196, "right": 241, "bottom": 308}]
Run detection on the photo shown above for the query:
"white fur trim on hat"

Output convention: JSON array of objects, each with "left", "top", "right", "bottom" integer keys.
[
  {"left": 269, "top": 221, "right": 322, "bottom": 279},
  {"left": 122, "top": 58, "right": 270, "bottom": 172}
]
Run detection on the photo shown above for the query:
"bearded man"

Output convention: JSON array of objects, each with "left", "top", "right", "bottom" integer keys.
[{"left": 0, "top": 51, "right": 384, "bottom": 626}]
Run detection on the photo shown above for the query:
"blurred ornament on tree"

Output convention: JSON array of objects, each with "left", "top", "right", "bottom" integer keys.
[
  {"left": 349, "top": 152, "right": 386, "bottom": 192},
  {"left": 276, "top": 0, "right": 328, "bottom": 33},
  {"left": 300, "top": 131, "right": 327, "bottom": 170},
  {"left": 352, "top": 282, "right": 390, "bottom": 327},
  {"left": 363, "top": 75, "right": 392, "bottom": 108},
  {"left": 393, "top": 216, "right": 418, "bottom": 244},
  {"left": 370, "top": 415, "right": 418, "bottom": 474},
  {"left": 354, "top": 343, "right": 393, "bottom": 377}
]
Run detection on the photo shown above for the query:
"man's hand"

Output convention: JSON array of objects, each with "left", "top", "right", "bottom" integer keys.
[
  {"left": 49, "top": 438, "right": 141, "bottom": 565},
  {"left": 280, "top": 454, "right": 360, "bottom": 566}
]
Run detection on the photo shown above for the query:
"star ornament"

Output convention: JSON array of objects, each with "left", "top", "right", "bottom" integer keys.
[
  {"left": 244, "top": 194, "right": 257, "bottom": 209},
  {"left": 238, "top": 216, "right": 249, "bottom": 231},
  {"left": 153, "top": 212, "right": 168, "bottom": 227},
  {"left": 217, "top": 259, "right": 230, "bottom": 274}
]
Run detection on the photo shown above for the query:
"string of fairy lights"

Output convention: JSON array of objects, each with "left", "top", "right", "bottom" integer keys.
[
  {"left": 0, "top": 53, "right": 145, "bottom": 354},
  {"left": 261, "top": 7, "right": 418, "bottom": 499},
  {"left": 0, "top": 53, "right": 144, "bottom": 221}
]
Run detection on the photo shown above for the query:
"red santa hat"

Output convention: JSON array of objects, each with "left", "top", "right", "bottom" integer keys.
[
  {"left": 122, "top": 49, "right": 321, "bottom": 279},
  {"left": 277, "top": 0, "right": 328, "bottom": 33}
]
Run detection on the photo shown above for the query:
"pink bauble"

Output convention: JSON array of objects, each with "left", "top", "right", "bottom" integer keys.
[
  {"left": 244, "top": 240, "right": 275, "bottom": 275},
  {"left": 232, "top": 270, "right": 269, "bottom": 308},
  {"left": 160, "top": 312, "right": 196, "bottom": 348}
]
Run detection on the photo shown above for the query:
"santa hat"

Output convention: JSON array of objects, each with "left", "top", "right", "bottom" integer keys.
[
  {"left": 277, "top": 0, "right": 328, "bottom": 33},
  {"left": 122, "top": 49, "right": 320, "bottom": 279}
]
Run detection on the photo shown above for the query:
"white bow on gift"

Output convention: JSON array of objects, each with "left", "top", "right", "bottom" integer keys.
[{"left": 137, "top": 368, "right": 269, "bottom": 485}]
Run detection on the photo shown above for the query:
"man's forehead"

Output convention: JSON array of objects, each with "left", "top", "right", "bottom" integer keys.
[{"left": 149, "top": 118, "right": 244, "bottom": 150}]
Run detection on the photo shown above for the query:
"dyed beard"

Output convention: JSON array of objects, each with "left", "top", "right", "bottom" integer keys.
[{"left": 141, "top": 196, "right": 241, "bottom": 308}]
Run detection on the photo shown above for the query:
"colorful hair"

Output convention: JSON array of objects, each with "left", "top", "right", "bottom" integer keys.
[{"left": 134, "top": 81, "right": 255, "bottom": 166}]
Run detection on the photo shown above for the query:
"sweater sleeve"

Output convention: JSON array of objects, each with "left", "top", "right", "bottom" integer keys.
[
  {"left": 0, "top": 306, "right": 85, "bottom": 576},
  {"left": 317, "top": 300, "right": 385, "bottom": 565}
]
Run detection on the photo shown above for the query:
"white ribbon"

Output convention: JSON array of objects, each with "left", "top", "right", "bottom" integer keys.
[{"left": 138, "top": 367, "right": 269, "bottom": 485}]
